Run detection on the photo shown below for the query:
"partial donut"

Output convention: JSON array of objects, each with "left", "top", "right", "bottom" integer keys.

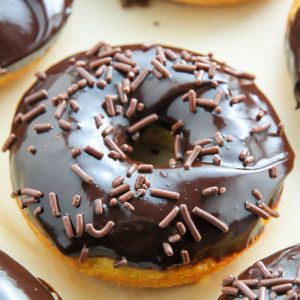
[
  {"left": 168, "top": 0, "right": 254, "bottom": 6},
  {"left": 0, "top": 250, "right": 61, "bottom": 299},
  {"left": 0, "top": 0, "right": 73, "bottom": 86},
  {"left": 219, "top": 244, "right": 300, "bottom": 299},
  {"left": 121, "top": 0, "right": 254, "bottom": 6},
  {"left": 287, "top": 0, "right": 300, "bottom": 107},
  {"left": 4, "top": 42, "right": 294, "bottom": 287}
]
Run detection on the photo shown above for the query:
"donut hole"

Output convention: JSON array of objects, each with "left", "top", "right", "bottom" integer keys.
[{"left": 129, "top": 123, "right": 175, "bottom": 166}]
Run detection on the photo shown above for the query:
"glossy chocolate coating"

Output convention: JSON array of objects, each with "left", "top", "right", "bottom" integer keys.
[
  {"left": 121, "top": 0, "right": 149, "bottom": 7},
  {"left": 219, "top": 244, "right": 300, "bottom": 299},
  {"left": 287, "top": 4, "right": 300, "bottom": 107},
  {"left": 0, "top": 250, "right": 58, "bottom": 299},
  {"left": 0, "top": 0, "right": 72, "bottom": 69},
  {"left": 9, "top": 44, "right": 294, "bottom": 270}
]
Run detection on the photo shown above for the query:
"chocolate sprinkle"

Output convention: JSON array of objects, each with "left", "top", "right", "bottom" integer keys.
[
  {"left": 113, "top": 257, "right": 128, "bottom": 269},
  {"left": 127, "top": 114, "right": 158, "bottom": 134},
  {"left": 252, "top": 189, "right": 263, "bottom": 201},
  {"left": 270, "top": 166, "right": 278, "bottom": 178},
  {"left": 256, "top": 261, "right": 272, "bottom": 279},
  {"left": 58, "top": 119, "right": 71, "bottom": 132},
  {"left": 72, "top": 195, "right": 81, "bottom": 208},
  {"left": 151, "top": 188, "right": 180, "bottom": 201},
  {"left": 94, "top": 199, "right": 103, "bottom": 215},
  {"left": 76, "top": 67, "right": 95, "bottom": 86},
  {"left": 112, "top": 176, "right": 125, "bottom": 187},
  {"left": 22, "top": 104, "right": 46, "bottom": 123},
  {"left": 159, "top": 206, "right": 179, "bottom": 228},
  {"left": 103, "top": 137, "right": 126, "bottom": 160},
  {"left": 180, "top": 204, "right": 201, "bottom": 242},
  {"left": 232, "top": 280, "right": 257, "bottom": 300},
  {"left": 163, "top": 243, "right": 173, "bottom": 257},
  {"left": 49, "top": 192, "right": 60, "bottom": 217},
  {"left": 84, "top": 145, "right": 104, "bottom": 160},
  {"left": 137, "top": 164, "right": 153, "bottom": 173},
  {"left": 71, "top": 164, "right": 94, "bottom": 184},
  {"left": 192, "top": 206, "right": 229, "bottom": 233},
  {"left": 202, "top": 186, "right": 219, "bottom": 197},
  {"left": 79, "top": 245, "right": 90, "bottom": 263},
  {"left": 123, "top": 202, "right": 135, "bottom": 212},
  {"left": 76, "top": 213, "right": 84, "bottom": 237},
  {"left": 21, "top": 188, "right": 43, "bottom": 198},
  {"left": 34, "top": 123, "right": 53, "bottom": 133},
  {"left": 184, "top": 145, "right": 201, "bottom": 170},
  {"left": 62, "top": 215, "right": 74, "bottom": 239},
  {"left": 33, "top": 206, "right": 43, "bottom": 216},
  {"left": 24, "top": 89, "right": 48, "bottom": 105},
  {"left": 176, "top": 222, "right": 186, "bottom": 235},
  {"left": 2, "top": 133, "right": 17, "bottom": 152},
  {"left": 86, "top": 221, "right": 115, "bottom": 238},
  {"left": 110, "top": 183, "right": 130, "bottom": 197},
  {"left": 245, "top": 201, "right": 270, "bottom": 220},
  {"left": 181, "top": 249, "right": 190, "bottom": 265},
  {"left": 119, "top": 191, "right": 134, "bottom": 203}
]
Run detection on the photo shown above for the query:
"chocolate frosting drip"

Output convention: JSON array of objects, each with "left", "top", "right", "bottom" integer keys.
[
  {"left": 219, "top": 244, "right": 300, "bottom": 299},
  {"left": 0, "top": 250, "right": 58, "bottom": 300},
  {"left": 0, "top": 0, "right": 73, "bottom": 69},
  {"left": 287, "top": 6, "right": 300, "bottom": 107},
  {"left": 9, "top": 44, "right": 294, "bottom": 270}
]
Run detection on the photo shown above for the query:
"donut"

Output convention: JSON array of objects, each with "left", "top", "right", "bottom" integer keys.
[
  {"left": 120, "top": 0, "right": 253, "bottom": 6},
  {"left": 219, "top": 244, "right": 300, "bottom": 299},
  {"left": 3, "top": 42, "right": 294, "bottom": 288},
  {"left": 287, "top": 0, "right": 300, "bottom": 107},
  {"left": 0, "top": 0, "right": 73, "bottom": 86},
  {"left": 168, "top": 0, "right": 254, "bottom": 6},
  {"left": 0, "top": 250, "right": 61, "bottom": 299}
]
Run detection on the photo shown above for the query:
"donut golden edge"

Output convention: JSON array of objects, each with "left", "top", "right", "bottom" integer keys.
[
  {"left": 288, "top": 0, "right": 300, "bottom": 24},
  {"left": 169, "top": 0, "right": 255, "bottom": 7},
  {"left": 16, "top": 196, "right": 273, "bottom": 288},
  {"left": 0, "top": 57, "right": 43, "bottom": 87}
]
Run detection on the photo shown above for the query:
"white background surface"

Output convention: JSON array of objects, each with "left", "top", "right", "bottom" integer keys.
[{"left": 0, "top": 0, "right": 299, "bottom": 299}]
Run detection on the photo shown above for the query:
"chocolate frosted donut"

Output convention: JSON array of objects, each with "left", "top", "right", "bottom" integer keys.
[
  {"left": 219, "top": 244, "right": 300, "bottom": 299},
  {"left": 0, "top": 0, "right": 73, "bottom": 83},
  {"left": 4, "top": 42, "right": 294, "bottom": 287},
  {"left": 287, "top": 0, "right": 300, "bottom": 108},
  {"left": 0, "top": 250, "right": 61, "bottom": 299}
]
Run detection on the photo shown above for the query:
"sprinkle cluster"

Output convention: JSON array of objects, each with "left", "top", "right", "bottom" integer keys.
[{"left": 221, "top": 260, "right": 300, "bottom": 299}]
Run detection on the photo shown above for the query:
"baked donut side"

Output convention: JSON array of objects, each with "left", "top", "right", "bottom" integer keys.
[
  {"left": 219, "top": 244, "right": 300, "bottom": 299},
  {"left": 4, "top": 43, "right": 294, "bottom": 287}
]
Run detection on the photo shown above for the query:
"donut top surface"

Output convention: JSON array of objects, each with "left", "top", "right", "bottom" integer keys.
[
  {"left": 0, "top": 250, "right": 59, "bottom": 300},
  {"left": 287, "top": 3, "right": 300, "bottom": 107},
  {"left": 0, "top": 0, "right": 72, "bottom": 70},
  {"left": 219, "top": 244, "right": 300, "bottom": 299},
  {"left": 6, "top": 43, "right": 294, "bottom": 270}
]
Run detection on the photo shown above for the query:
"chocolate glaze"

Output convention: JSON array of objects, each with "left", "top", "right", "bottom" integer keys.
[
  {"left": 0, "top": 0, "right": 73, "bottom": 69},
  {"left": 121, "top": 0, "right": 149, "bottom": 7},
  {"left": 0, "top": 250, "right": 59, "bottom": 299},
  {"left": 9, "top": 44, "right": 294, "bottom": 270},
  {"left": 287, "top": 4, "right": 300, "bottom": 108},
  {"left": 219, "top": 244, "right": 300, "bottom": 299}
]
